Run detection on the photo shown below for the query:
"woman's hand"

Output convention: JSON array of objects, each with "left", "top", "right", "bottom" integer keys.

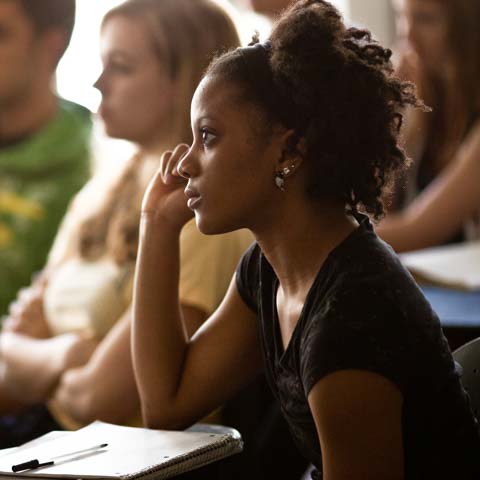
[
  {"left": 4, "top": 285, "right": 50, "bottom": 338},
  {"left": 141, "top": 144, "right": 193, "bottom": 231},
  {"left": 61, "top": 334, "right": 98, "bottom": 371}
]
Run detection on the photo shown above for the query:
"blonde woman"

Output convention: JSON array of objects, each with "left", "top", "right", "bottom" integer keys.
[{"left": 0, "top": 0, "right": 250, "bottom": 447}]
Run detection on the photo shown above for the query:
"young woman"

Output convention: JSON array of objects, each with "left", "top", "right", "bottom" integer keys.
[
  {"left": 0, "top": 0, "right": 250, "bottom": 447},
  {"left": 132, "top": 1, "right": 480, "bottom": 478},
  {"left": 377, "top": 0, "right": 480, "bottom": 251}
]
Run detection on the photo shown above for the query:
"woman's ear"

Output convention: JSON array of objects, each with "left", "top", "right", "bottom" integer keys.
[
  {"left": 271, "top": 130, "right": 306, "bottom": 192},
  {"left": 275, "top": 129, "right": 305, "bottom": 173}
]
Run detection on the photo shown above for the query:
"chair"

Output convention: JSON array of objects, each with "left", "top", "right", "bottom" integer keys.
[{"left": 453, "top": 337, "right": 480, "bottom": 423}]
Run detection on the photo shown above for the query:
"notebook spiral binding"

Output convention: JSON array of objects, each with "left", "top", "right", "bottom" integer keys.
[{"left": 126, "top": 433, "right": 243, "bottom": 479}]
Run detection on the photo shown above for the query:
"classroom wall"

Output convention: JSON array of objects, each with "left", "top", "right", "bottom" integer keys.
[{"left": 348, "top": 0, "right": 396, "bottom": 47}]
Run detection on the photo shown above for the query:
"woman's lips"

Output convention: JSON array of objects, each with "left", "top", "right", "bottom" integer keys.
[
  {"left": 184, "top": 187, "right": 201, "bottom": 210},
  {"left": 187, "top": 197, "right": 201, "bottom": 209}
]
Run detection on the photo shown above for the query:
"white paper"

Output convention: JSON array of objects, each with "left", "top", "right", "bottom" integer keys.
[{"left": 400, "top": 240, "right": 480, "bottom": 290}]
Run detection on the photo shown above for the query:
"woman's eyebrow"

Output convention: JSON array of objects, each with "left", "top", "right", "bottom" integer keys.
[
  {"left": 194, "top": 114, "right": 220, "bottom": 125},
  {"left": 101, "top": 49, "right": 138, "bottom": 65}
]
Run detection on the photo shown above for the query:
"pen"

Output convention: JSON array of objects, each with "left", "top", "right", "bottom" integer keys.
[
  {"left": 11, "top": 443, "right": 108, "bottom": 473},
  {"left": 12, "top": 460, "right": 54, "bottom": 473}
]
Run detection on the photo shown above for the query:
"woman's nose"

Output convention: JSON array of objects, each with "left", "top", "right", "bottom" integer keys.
[
  {"left": 93, "top": 71, "right": 106, "bottom": 93},
  {"left": 177, "top": 146, "right": 194, "bottom": 179}
]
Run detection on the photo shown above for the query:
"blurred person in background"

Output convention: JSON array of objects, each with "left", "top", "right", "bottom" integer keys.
[
  {"left": 0, "top": 0, "right": 91, "bottom": 316},
  {"left": 246, "top": 0, "right": 294, "bottom": 18},
  {"left": 0, "top": 0, "right": 250, "bottom": 448},
  {"left": 377, "top": 0, "right": 480, "bottom": 252}
]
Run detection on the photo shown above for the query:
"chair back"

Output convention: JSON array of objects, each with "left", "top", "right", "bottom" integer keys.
[{"left": 453, "top": 337, "right": 480, "bottom": 424}]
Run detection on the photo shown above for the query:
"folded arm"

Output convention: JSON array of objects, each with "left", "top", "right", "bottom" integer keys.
[
  {"left": 0, "top": 331, "right": 97, "bottom": 404},
  {"left": 52, "top": 303, "right": 206, "bottom": 426},
  {"left": 378, "top": 121, "right": 480, "bottom": 252}
]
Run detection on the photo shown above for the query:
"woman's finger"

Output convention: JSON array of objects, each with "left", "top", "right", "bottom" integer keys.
[
  {"left": 159, "top": 150, "right": 172, "bottom": 180},
  {"left": 164, "top": 144, "right": 189, "bottom": 184}
]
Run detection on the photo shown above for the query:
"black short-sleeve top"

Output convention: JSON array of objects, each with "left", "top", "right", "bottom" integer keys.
[{"left": 236, "top": 214, "right": 480, "bottom": 479}]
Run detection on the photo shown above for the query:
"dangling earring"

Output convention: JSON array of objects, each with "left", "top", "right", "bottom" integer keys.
[
  {"left": 274, "top": 164, "right": 295, "bottom": 191},
  {"left": 275, "top": 171, "right": 286, "bottom": 191}
]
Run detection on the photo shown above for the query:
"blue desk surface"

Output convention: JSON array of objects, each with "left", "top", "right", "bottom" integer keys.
[{"left": 421, "top": 286, "right": 480, "bottom": 329}]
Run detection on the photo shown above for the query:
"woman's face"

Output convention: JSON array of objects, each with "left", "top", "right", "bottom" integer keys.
[
  {"left": 178, "top": 76, "right": 286, "bottom": 235},
  {"left": 395, "top": 0, "right": 449, "bottom": 71},
  {"left": 95, "top": 15, "right": 175, "bottom": 147}
]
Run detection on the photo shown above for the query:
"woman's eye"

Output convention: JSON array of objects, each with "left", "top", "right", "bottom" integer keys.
[
  {"left": 104, "top": 61, "right": 134, "bottom": 75},
  {"left": 200, "top": 128, "right": 215, "bottom": 146}
]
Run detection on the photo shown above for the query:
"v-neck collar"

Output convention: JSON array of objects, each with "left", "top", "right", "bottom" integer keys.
[{"left": 263, "top": 213, "right": 371, "bottom": 363}]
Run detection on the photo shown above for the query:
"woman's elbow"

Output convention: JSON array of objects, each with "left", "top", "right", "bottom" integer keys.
[{"left": 141, "top": 403, "right": 193, "bottom": 431}]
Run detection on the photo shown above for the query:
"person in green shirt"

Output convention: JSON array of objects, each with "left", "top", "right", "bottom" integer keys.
[{"left": 0, "top": 0, "right": 91, "bottom": 316}]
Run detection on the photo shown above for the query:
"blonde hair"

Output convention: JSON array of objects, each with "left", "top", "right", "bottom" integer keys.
[{"left": 78, "top": 0, "right": 240, "bottom": 263}]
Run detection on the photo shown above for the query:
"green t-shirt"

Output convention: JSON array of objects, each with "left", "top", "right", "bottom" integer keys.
[{"left": 0, "top": 99, "right": 92, "bottom": 316}]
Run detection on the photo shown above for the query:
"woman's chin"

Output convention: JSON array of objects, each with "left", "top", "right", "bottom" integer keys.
[
  {"left": 194, "top": 213, "right": 236, "bottom": 236},
  {"left": 102, "top": 125, "right": 122, "bottom": 140}
]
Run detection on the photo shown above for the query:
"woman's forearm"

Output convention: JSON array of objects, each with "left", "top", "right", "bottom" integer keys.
[
  {"left": 379, "top": 122, "right": 480, "bottom": 252},
  {"left": 53, "top": 311, "right": 138, "bottom": 425},
  {"left": 0, "top": 332, "right": 94, "bottom": 402},
  {"left": 131, "top": 147, "right": 261, "bottom": 428},
  {"left": 132, "top": 216, "right": 188, "bottom": 424},
  {"left": 54, "top": 302, "right": 206, "bottom": 426}
]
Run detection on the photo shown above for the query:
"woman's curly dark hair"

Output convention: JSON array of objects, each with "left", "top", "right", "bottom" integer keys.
[{"left": 206, "top": 0, "right": 423, "bottom": 220}]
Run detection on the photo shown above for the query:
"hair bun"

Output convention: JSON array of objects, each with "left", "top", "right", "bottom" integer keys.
[{"left": 269, "top": 0, "right": 343, "bottom": 59}]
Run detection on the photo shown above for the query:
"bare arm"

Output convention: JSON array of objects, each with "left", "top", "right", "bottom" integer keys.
[
  {"left": 132, "top": 146, "right": 262, "bottom": 429},
  {"left": 0, "top": 332, "right": 97, "bottom": 404},
  {"left": 52, "top": 304, "right": 206, "bottom": 425},
  {"left": 52, "top": 310, "right": 137, "bottom": 425},
  {"left": 133, "top": 225, "right": 262, "bottom": 429},
  {"left": 308, "top": 370, "right": 404, "bottom": 480},
  {"left": 378, "top": 122, "right": 480, "bottom": 252}
]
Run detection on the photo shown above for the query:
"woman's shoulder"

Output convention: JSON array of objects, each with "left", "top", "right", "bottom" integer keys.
[
  {"left": 310, "top": 220, "right": 437, "bottom": 329},
  {"left": 330, "top": 214, "right": 411, "bottom": 281}
]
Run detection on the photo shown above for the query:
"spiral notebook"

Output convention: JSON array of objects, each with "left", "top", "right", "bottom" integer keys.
[{"left": 0, "top": 421, "right": 242, "bottom": 479}]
